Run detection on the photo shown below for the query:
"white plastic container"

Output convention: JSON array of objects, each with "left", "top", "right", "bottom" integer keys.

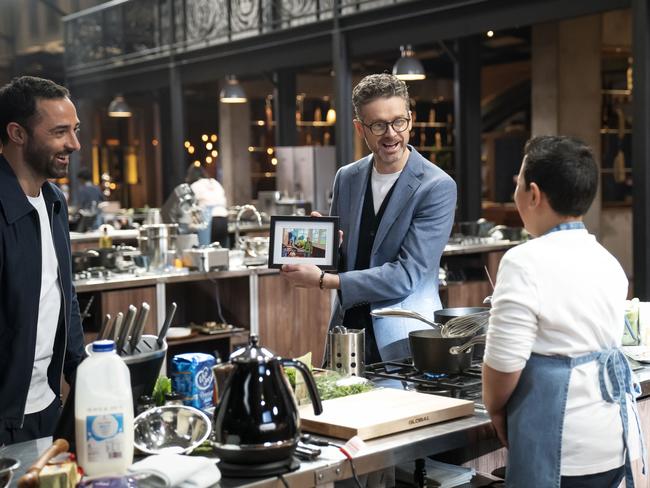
[{"left": 75, "top": 340, "right": 134, "bottom": 477}]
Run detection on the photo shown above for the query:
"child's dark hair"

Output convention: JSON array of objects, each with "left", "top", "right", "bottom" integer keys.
[{"left": 522, "top": 136, "right": 598, "bottom": 216}]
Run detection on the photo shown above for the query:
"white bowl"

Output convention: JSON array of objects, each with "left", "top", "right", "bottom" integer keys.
[{"left": 165, "top": 327, "right": 192, "bottom": 339}]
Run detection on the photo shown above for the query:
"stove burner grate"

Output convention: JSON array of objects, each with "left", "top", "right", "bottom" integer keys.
[{"left": 364, "top": 358, "right": 485, "bottom": 408}]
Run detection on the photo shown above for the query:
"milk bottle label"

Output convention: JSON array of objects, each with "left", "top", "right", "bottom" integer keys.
[{"left": 85, "top": 413, "right": 125, "bottom": 462}]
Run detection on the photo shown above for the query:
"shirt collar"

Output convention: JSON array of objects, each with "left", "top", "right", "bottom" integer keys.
[
  {"left": 0, "top": 154, "right": 62, "bottom": 224},
  {"left": 544, "top": 221, "right": 586, "bottom": 235}
]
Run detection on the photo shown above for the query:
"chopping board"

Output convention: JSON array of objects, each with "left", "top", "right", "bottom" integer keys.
[{"left": 298, "top": 388, "right": 474, "bottom": 440}]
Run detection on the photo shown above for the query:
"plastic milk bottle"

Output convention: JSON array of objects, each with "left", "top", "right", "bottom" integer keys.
[{"left": 75, "top": 340, "right": 134, "bottom": 476}]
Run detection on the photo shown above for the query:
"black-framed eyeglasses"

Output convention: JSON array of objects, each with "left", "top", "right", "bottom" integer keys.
[{"left": 359, "top": 117, "right": 411, "bottom": 136}]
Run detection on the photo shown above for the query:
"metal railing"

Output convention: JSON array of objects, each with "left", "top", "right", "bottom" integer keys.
[{"left": 63, "top": 0, "right": 408, "bottom": 73}]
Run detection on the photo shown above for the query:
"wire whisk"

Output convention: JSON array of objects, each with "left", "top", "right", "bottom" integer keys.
[{"left": 440, "top": 311, "right": 490, "bottom": 338}]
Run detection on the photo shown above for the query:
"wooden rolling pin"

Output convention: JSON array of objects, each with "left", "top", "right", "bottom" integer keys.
[{"left": 17, "top": 438, "right": 69, "bottom": 488}]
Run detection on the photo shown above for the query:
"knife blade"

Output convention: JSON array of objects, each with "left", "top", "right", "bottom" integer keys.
[{"left": 157, "top": 302, "right": 178, "bottom": 347}]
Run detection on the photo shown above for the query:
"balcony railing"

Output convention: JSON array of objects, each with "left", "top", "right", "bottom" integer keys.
[{"left": 63, "top": 0, "right": 409, "bottom": 74}]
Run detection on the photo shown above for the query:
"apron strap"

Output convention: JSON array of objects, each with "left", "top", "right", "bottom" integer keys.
[{"left": 597, "top": 348, "right": 646, "bottom": 486}]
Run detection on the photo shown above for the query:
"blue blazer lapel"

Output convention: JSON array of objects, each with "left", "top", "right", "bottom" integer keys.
[
  {"left": 345, "top": 156, "right": 372, "bottom": 271},
  {"left": 372, "top": 150, "right": 423, "bottom": 255}
]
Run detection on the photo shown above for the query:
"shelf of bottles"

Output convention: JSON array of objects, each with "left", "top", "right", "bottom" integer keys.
[
  {"left": 408, "top": 98, "right": 455, "bottom": 175},
  {"left": 601, "top": 54, "right": 633, "bottom": 205},
  {"left": 248, "top": 94, "right": 337, "bottom": 196}
]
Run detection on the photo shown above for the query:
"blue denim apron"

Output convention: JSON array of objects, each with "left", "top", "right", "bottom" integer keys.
[{"left": 506, "top": 350, "right": 646, "bottom": 487}]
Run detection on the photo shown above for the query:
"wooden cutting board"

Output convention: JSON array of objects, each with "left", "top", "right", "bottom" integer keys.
[{"left": 298, "top": 388, "right": 474, "bottom": 440}]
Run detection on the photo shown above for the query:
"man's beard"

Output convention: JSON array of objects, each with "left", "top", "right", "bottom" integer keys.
[{"left": 24, "top": 137, "right": 69, "bottom": 179}]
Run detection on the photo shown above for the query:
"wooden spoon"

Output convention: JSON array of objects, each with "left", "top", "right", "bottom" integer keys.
[{"left": 17, "top": 438, "right": 69, "bottom": 488}]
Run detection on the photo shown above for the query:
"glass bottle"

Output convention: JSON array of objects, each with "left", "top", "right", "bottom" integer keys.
[{"left": 98, "top": 226, "right": 112, "bottom": 249}]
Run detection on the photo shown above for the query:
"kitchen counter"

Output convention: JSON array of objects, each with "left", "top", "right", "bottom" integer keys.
[
  {"left": 442, "top": 240, "right": 519, "bottom": 256},
  {"left": 5, "top": 366, "right": 650, "bottom": 487},
  {"left": 1, "top": 409, "right": 492, "bottom": 488},
  {"left": 74, "top": 267, "right": 275, "bottom": 293}
]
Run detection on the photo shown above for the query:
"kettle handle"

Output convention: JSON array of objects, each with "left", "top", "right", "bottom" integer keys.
[{"left": 282, "top": 359, "right": 323, "bottom": 416}]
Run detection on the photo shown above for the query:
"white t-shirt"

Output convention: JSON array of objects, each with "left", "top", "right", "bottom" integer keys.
[
  {"left": 484, "top": 228, "right": 634, "bottom": 475},
  {"left": 371, "top": 166, "right": 401, "bottom": 214},
  {"left": 24, "top": 191, "right": 61, "bottom": 414},
  {"left": 190, "top": 178, "right": 228, "bottom": 217}
]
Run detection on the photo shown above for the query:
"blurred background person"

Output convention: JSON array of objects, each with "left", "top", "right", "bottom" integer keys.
[
  {"left": 74, "top": 168, "right": 105, "bottom": 230},
  {"left": 76, "top": 167, "right": 104, "bottom": 210},
  {"left": 185, "top": 163, "right": 229, "bottom": 247}
]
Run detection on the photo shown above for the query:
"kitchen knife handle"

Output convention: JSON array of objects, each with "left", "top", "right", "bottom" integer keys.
[
  {"left": 157, "top": 302, "right": 178, "bottom": 347},
  {"left": 117, "top": 305, "right": 137, "bottom": 354},
  {"left": 97, "top": 314, "right": 111, "bottom": 341},
  {"left": 109, "top": 312, "right": 124, "bottom": 342},
  {"left": 129, "top": 302, "right": 150, "bottom": 351}
]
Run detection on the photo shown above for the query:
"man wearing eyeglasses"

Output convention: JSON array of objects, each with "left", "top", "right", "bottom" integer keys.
[{"left": 282, "top": 73, "right": 456, "bottom": 363}]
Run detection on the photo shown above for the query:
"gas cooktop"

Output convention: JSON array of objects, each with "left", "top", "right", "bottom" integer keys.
[
  {"left": 73, "top": 266, "right": 138, "bottom": 281},
  {"left": 364, "top": 359, "right": 485, "bottom": 410}
]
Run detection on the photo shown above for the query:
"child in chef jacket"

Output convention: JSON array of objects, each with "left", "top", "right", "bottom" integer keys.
[{"left": 482, "top": 135, "right": 643, "bottom": 488}]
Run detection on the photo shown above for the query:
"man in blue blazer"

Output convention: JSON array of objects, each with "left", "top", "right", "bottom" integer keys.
[{"left": 282, "top": 73, "right": 456, "bottom": 362}]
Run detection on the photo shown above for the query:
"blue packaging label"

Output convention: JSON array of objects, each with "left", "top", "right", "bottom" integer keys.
[
  {"left": 85, "top": 414, "right": 125, "bottom": 461},
  {"left": 171, "top": 353, "right": 215, "bottom": 410}
]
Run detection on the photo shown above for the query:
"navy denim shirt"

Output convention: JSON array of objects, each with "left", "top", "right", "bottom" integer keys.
[{"left": 0, "top": 155, "right": 85, "bottom": 429}]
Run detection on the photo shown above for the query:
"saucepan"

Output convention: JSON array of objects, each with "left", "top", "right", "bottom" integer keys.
[
  {"left": 370, "top": 308, "right": 486, "bottom": 374},
  {"left": 408, "top": 329, "right": 474, "bottom": 374},
  {"left": 434, "top": 307, "right": 490, "bottom": 360}
]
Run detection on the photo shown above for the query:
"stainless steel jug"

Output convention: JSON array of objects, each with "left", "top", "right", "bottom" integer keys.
[{"left": 138, "top": 224, "right": 178, "bottom": 271}]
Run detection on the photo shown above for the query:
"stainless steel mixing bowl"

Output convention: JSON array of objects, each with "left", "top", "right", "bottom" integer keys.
[{"left": 134, "top": 405, "right": 211, "bottom": 455}]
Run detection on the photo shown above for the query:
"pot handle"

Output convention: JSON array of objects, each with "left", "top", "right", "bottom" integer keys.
[
  {"left": 282, "top": 359, "right": 323, "bottom": 416},
  {"left": 370, "top": 308, "right": 440, "bottom": 328},
  {"left": 449, "top": 334, "right": 487, "bottom": 355}
]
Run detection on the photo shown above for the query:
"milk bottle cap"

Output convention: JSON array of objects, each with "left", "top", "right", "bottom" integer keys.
[{"left": 92, "top": 340, "right": 116, "bottom": 352}]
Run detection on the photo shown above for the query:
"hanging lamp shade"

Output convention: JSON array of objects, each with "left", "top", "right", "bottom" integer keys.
[
  {"left": 392, "top": 45, "right": 426, "bottom": 81},
  {"left": 107, "top": 95, "right": 132, "bottom": 117},
  {"left": 220, "top": 75, "right": 247, "bottom": 103}
]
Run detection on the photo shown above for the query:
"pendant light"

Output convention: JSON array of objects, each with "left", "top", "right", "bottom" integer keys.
[
  {"left": 392, "top": 45, "right": 426, "bottom": 81},
  {"left": 107, "top": 95, "right": 132, "bottom": 117},
  {"left": 220, "top": 75, "right": 247, "bottom": 104}
]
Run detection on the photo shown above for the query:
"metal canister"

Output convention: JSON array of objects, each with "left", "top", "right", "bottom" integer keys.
[
  {"left": 327, "top": 326, "right": 365, "bottom": 377},
  {"left": 138, "top": 223, "right": 178, "bottom": 271}
]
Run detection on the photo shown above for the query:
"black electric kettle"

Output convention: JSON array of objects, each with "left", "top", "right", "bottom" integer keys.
[{"left": 212, "top": 335, "right": 323, "bottom": 465}]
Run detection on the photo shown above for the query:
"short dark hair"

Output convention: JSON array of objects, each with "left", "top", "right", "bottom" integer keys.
[
  {"left": 522, "top": 136, "right": 598, "bottom": 217},
  {"left": 77, "top": 168, "right": 92, "bottom": 181},
  {"left": 352, "top": 73, "right": 410, "bottom": 119},
  {"left": 0, "top": 76, "right": 70, "bottom": 144},
  {"left": 185, "top": 163, "right": 207, "bottom": 184}
]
